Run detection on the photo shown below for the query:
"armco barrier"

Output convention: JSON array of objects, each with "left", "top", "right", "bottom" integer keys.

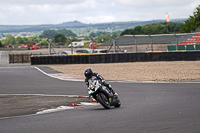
[
  {"left": 178, "top": 45, "right": 186, "bottom": 51},
  {"left": 196, "top": 44, "right": 200, "bottom": 50},
  {"left": 186, "top": 45, "right": 195, "bottom": 51},
  {"left": 167, "top": 44, "right": 200, "bottom": 51},
  {"left": 31, "top": 51, "right": 200, "bottom": 65}
]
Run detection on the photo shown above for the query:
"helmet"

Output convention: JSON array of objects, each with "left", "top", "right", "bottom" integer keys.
[{"left": 84, "top": 68, "right": 93, "bottom": 78}]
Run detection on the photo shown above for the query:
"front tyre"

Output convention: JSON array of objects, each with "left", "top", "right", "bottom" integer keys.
[
  {"left": 114, "top": 96, "right": 121, "bottom": 108},
  {"left": 96, "top": 93, "right": 110, "bottom": 109}
]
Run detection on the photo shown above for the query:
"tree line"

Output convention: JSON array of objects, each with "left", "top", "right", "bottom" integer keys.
[
  {"left": 179, "top": 5, "right": 200, "bottom": 33},
  {"left": 0, "top": 35, "right": 49, "bottom": 46},
  {"left": 120, "top": 22, "right": 183, "bottom": 36},
  {"left": 120, "top": 5, "right": 200, "bottom": 36},
  {"left": 41, "top": 29, "right": 77, "bottom": 38},
  {"left": 87, "top": 31, "right": 121, "bottom": 43},
  {"left": 0, "top": 29, "right": 79, "bottom": 47}
]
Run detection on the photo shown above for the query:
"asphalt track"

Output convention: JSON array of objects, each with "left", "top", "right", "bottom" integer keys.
[{"left": 0, "top": 66, "right": 200, "bottom": 133}]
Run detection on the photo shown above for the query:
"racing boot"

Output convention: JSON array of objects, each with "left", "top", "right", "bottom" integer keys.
[{"left": 111, "top": 90, "right": 118, "bottom": 96}]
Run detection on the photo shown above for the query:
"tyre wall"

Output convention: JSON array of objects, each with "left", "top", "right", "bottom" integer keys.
[{"left": 31, "top": 51, "right": 200, "bottom": 65}]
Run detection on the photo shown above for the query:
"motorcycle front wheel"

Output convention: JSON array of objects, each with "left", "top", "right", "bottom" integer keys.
[
  {"left": 114, "top": 96, "right": 121, "bottom": 108},
  {"left": 96, "top": 93, "right": 111, "bottom": 109}
]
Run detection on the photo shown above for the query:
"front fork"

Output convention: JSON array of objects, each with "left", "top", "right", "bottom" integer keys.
[
  {"left": 101, "top": 87, "right": 114, "bottom": 105},
  {"left": 92, "top": 87, "right": 114, "bottom": 105}
]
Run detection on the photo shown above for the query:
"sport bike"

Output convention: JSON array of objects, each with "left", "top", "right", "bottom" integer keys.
[{"left": 88, "top": 79, "right": 121, "bottom": 109}]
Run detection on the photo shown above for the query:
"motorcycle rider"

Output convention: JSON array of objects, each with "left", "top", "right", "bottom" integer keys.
[{"left": 84, "top": 68, "right": 117, "bottom": 96}]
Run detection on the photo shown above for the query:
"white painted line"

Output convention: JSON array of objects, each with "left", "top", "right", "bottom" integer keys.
[
  {"left": 34, "top": 66, "right": 84, "bottom": 82},
  {"left": 80, "top": 102, "right": 99, "bottom": 106},
  {"left": 36, "top": 106, "right": 74, "bottom": 115}
]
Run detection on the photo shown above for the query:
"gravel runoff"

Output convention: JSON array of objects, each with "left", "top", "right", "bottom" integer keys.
[{"left": 49, "top": 61, "right": 200, "bottom": 82}]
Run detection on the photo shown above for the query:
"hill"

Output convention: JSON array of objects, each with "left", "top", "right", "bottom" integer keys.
[{"left": 0, "top": 19, "right": 186, "bottom": 36}]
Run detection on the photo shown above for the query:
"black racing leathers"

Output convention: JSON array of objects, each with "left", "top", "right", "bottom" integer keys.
[{"left": 85, "top": 73, "right": 114, "bottom": 93}]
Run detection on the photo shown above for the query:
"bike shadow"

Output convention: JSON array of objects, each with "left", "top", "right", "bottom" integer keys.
[{"left": 91, "top": 107, "right": 121, "bottom": 110}]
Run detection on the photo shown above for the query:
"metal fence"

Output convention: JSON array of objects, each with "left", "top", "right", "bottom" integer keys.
[{"left": 99, "top": 33, "right": 199, "bottom": 52}]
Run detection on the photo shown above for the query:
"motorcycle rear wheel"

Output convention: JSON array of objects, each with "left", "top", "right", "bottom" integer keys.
[{"left": 96, "top": 93, "right": 111, "bottom": 109}]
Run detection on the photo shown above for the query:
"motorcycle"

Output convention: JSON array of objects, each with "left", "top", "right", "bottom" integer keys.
[{"left": 87, "top": 79, "right": 121, "bottom": 109}]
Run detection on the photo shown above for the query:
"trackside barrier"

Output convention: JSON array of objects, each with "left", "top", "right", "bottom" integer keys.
[
  {"left": 9, "top": 53, "right": 48, "bottom": 63},
  {"left": 196, "top": 44, "right": 200, "bottom": 50},
  {"left": 31, "top": 51, "right": 200, "bottom": 65},
  {"left": 167, "top": 44, "right": 200, "bottom": 51}
]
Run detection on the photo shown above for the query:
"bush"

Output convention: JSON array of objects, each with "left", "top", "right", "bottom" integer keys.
[{"left": 40, "top": 42, "right": 48, "bottom": 46}]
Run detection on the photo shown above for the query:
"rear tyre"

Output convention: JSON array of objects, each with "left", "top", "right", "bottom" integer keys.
[{"left": 96, "top": 93, "right": 110, "bottom": 109}]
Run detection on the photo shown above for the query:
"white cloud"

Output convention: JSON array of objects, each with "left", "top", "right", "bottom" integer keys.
[
  {"left": 0, "top": 0, "right": 199, "bottom": 25},
  {"left": 1, "top": 0, "right": 87, "bottom": 6}
]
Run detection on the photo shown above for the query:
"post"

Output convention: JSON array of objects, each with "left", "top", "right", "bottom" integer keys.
[
  {"left": 68, "top": 38, "right": 73, "bottom": 54},
  {"left": 46, "top": 38, "right": 51, "bottom": 55},
  {"left": 89, "top": 36, "right": 94, "bottom": 53},
  {"left": 133, "top": 34, "right": 137, "bottom": 52},
  {"left": 167, "top": 23, "right": 168, "bottom": 34},
  {"left": 111, "top": 35, "right": 116, "bottom": 53},
  {"left": 12, "top": 54, "right": 14, "bottom": 63},
  {"left": 22, "top": 54, "right": 23, "bottom": 63},
  {"left": 149, "top": 34, "right": 153, "bottom": 51},
  {"left": 174, "top": 33, "right": 178, "bottom": 51}
]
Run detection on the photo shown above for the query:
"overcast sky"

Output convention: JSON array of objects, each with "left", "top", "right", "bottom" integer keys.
[{"left": 0, "top": 0, "right": 199, "bottom": 25}]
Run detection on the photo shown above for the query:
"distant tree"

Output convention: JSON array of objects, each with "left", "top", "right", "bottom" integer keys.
[
  {"left": 120, "top": 22, "right": 183, "bottom": 35},
  {"left": 36, "top": 38, "right": 42, "bottom": 43},
  {"left": 5, "top": 34, "right": 15, "bottom": 45},
  {"left": 58, "top": 29, "right": 77, "bottom": 38},
  {"left": 0, "top": 40, "right": 2, "bottom": 47},
  {"left": 134, "top": 26, "right": 143, "bottom": 34},
  {"left": 71, "top": 38, "right": 81, "bottom": 42},
  {"left": 39, "top": 38, "right": 48, "bottom": 46},
  {"left": 180, "top": 5, "right": 200, "bottom": 32},
  {"left": 22, "top": 37, "right": 29, "bottom": 44},
  {"left": 120, "top": 29, "right": 134, "bottom": 36},
  {"left": 16, "top": 37, "right": 23, "bottom": 44},
  {"left": 54, "top": 33, "right": 67, "bottom": 45},
  {"left": 39, "top": 34, "right": 49, "bottom": 39},
  {"left": 42, "top": 30, "right": 58, "bottom": 38},
  {"left": 27, "top": 36, "right": 38, "bottom": 43},
  {"left": 89, "top": 32, "right": 96, "bottom": 37}
]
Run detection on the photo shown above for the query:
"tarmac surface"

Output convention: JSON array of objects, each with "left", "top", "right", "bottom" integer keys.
[
  {"left": 0, "top": 66, "right": 91, "bottom": 118},
  {"left": 0, "top": 51, "right": 199, "bottom": 118},
  {"left": 0, "top": 51, "right": 91, "bottom": 118},
  {"left": 1, "top": 50, "right": 200, "bottom": 133}
]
